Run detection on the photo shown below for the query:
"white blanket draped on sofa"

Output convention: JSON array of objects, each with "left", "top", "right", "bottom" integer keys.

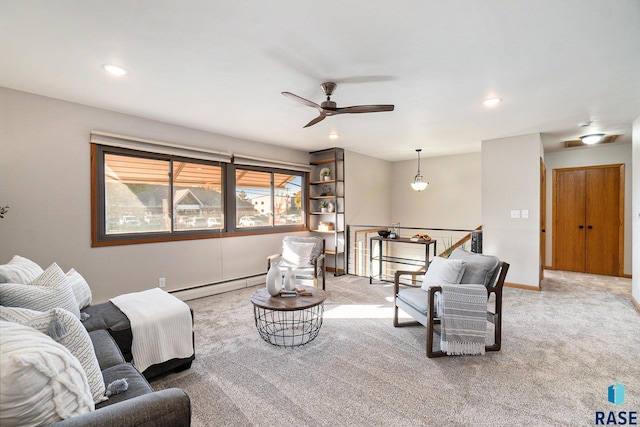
[{"left": 111, "top": 288, "right": 193, "bottom": 373}]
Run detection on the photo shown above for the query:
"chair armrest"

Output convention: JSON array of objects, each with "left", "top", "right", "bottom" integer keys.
[
  {"left": 394, "top": 270, "right": 426, "bottom": 294},
  {"left": 427, "top": 285, "right": 443, "bottom": 313},
  {"left": 314, "top": 252, "right": 326, "bottom": 267},
  {"left": 50, "top": 388, "right": 191, "bottom": 427},
  {"left": 266, "top": 254, "right": 282, "bottom": 271}
]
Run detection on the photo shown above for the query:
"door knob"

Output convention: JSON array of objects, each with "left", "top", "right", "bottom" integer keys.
[{"left": 578, "top": 225, "right": 584, "bottom": 229}]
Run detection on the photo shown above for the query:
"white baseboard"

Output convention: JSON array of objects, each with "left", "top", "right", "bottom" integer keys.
[{"left": 170, "top": 274, "right": 266, "bottom": 301}]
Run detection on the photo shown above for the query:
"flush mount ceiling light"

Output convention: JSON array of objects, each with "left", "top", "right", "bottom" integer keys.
[
  {"left": 482, "top": 97, "right": 502, "bottom": 107},
  {"left": 580, "top": 133, "right": 605, "bottom": 145},
  {"left": 328, "top": 133, "right": 339, "bottom": 140},
  {"left": 411, "top": 149, "right": 429, "bottom": 192},
  {"left": 102, "top": 64, "right": 128, "bottom": 76}
]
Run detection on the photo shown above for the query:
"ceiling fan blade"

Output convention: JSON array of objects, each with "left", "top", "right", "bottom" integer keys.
[
  {"left": 335, "top": 104, "right": 395, "bottom": 114},
  {"left": 303, "top": 113, "right": 327, "bottom": 128},
  {"left": 281, "top": 92, "right": 322, "bottom": 111}
]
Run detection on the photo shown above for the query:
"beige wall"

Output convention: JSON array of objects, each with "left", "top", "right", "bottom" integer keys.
[
  {"left": 390, "top": 152, "right": 482, "bottom": 229},
  {"left": 345, "top": 150, "right": 392, "bottom": 227},
  {"left": 0, "top": 88, "right": 308, "bottom": 303},
  {"left": 482, "top": 133, "right": 542, "bottom": 288},
  {"left": 633, "top": 117, "right": 640, "bottom": 305},
  {"left": 544, "top": 143, "right": 633, "bottom": 275}
]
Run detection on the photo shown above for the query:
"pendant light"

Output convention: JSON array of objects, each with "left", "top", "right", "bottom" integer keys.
[{"left": 411, "top": 149, "right": 429, "bottom": 192}]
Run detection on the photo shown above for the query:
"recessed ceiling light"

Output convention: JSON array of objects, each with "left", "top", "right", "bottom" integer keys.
[
  {"left": 328, "top": 133, "right": 339, "bottom": 140},
  {"left": 102, "top": 64, "right": 128, "bottom": 76},
  {"left": 483, "top": 97, "right": 502, "bottom": 107}
]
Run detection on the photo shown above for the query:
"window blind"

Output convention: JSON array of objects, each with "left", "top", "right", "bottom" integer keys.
[{"left": 90, "top": 131, "right": 232, "bottom": 163}]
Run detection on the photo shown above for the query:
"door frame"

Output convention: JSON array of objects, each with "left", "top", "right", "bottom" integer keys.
[{"left": 551, "top": 163, "right": 625, "bottom": 276}]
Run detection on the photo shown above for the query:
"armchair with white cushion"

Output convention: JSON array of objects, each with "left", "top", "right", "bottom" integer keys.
[
  {"left": 393, "top": 248, "right": 509, "bottom": 357},
  {"left": 267, "top": 236, "right": 326, "bottom": 290}
]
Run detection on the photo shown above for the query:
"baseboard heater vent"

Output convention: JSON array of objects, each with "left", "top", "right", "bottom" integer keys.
[{"left": 170, "top": 274, "right": 266, "bottom": 301}]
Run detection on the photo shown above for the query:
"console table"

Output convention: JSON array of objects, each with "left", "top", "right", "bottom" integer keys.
[{"left": 369, "top": 236, "right": 437, "bottom": 284}]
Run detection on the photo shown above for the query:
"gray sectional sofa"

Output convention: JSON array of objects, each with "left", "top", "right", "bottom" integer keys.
[
  {"left": 81, "top": 301, "right": 195, "bottom": 380},
  {"left": 0, "top": 255, "right": 193, "bottom": 426},
  {"left": 51, "top": 328, "right": 191, "bottom": 427}
]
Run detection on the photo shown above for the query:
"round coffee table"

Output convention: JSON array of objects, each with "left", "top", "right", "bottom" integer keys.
[{"left": 250, "top": 286, "right": 328, "bottom": 348}]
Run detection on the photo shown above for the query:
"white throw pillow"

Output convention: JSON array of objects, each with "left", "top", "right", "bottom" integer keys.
[
  {"left": 0, "top": 255, "right": 44, "bottom": 283},
  {"left": 421, "top": 257, "right": 467, "bottom": 290},
  {"left": 0, "top": 263, "right": 81, "bottom": 318},
  {"left": 0, "top": 321, "right": 94, "bottom": 426},
  {"left": 66, "top": 268, "right": 92, "bottom": 310},
  {"left": 281, "top": 240, "right": 316, "bottom": 268},
  {"left": 0, "top": 306, "right": 107, "bottom": 404}
]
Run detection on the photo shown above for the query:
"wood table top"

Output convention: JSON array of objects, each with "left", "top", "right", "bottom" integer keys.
[{"left": 250, "top": 286, "right": 328, "bottom": 311}]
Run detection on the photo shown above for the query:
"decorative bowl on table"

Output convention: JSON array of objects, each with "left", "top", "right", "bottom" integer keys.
[{"left": 378, "top": 230, "right": 391, "bottom": 238}]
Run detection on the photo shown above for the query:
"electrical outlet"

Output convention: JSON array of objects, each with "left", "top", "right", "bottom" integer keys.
[
  {"left": 158, "top": 277, "right": 165, "bottom": 288},
  {"left": 521, "top": 209, "right": 529, "bottom": 219}
]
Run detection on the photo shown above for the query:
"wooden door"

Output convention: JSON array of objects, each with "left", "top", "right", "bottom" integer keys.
[
  {"left": 585, "top": 167, "right": 620, "bottom": 275},
  {"left": 553, "top": 165, "right": 623, "bottom": 276},
  {"left": 554, "top": 169, "right": 586, "bottom": 272}
]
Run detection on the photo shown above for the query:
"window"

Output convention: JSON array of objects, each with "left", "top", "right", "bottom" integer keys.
[
  {"left": 235, "top": 168, "right": 304, "bottom": 229},
  {"left": 92, "top": 144, "right": 306, "bottom": 246}
]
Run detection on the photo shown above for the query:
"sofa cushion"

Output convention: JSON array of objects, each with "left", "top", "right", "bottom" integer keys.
[
  {"left": 421, "top": 256, "right": 466, "bottom": 290},
  {"left": 96, "top": 363, "right": 154, "bottom": 409},
  {"left": 450, "top": 248, "right": 500, "bottom": 287},
  {"left": 65, "top": 268, "right": 93, "bottom": 310},
  {"left": 0, "top": 255, "right": 44, "bottom": 283},
  {"left": 283, "top": 236, "right": 323, "bottom": 262},
  {"left": 397, "top": 287, "right": 429, "bottom": 315},
  {"left": 89, "top": 329, "right": 126, "bottom": 370},
  {"left": 0, "top": 321, "right": 94, "bottom": 426},
  {"left": 281, "top": 240, "right": 316, "bottom": 267},
  {"left": 0, "top": 306, "right": 107, "bottom": 404},
  {"left": 0, "top": 273, "right": 81, "bottom": 319}
]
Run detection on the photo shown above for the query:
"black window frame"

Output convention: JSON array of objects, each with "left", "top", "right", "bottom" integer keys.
[{"left": 91, "top": 144, "right": 308, "bottom": 247}]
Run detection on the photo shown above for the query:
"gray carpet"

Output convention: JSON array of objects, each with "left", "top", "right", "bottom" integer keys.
[{"left": 151, "top": 271, "right": 640, "bottom": 426}]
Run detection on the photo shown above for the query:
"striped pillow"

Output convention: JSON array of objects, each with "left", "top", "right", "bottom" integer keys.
[
  {"left": 0, "top": 306, "right": 107, "bottom": 404},
  {"left": 0, "top": 255, "right": 44, "bottom": 284},
  {"left": 0, "top": 321, "right": 94, "bottom": 426},
  {"left": 0, "top": 263, "right": 80, "bottom": 318},
  {"left": 66, "top": 269, "right": 92, "bottom": 310}
]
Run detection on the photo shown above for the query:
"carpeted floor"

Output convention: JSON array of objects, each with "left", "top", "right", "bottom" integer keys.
[{"left": 151, "top": 271, "right": 640, "bottom": 426}]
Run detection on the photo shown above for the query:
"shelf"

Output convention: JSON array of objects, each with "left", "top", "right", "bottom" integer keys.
[
  {"left": 310, "top": 158, "right": 337, "bottom": 166},
  {"left": 310, "top": 147, "right": 346, "bottom": 277},
  {"left": 310, "top": 180, "right": 340, "bottom": 185},
  {"left": 324, "top": 250, "right": 344, "bottom": 255},
  {"left": 310, "top": 195, "right": 340, "bottom": 200}
]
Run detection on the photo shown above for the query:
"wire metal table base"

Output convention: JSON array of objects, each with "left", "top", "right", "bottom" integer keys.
[{"left": 253, "top": 303, "right": 325, "bottom": 348}]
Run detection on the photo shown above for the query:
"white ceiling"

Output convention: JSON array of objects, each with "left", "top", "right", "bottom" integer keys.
[{"left": 1, "top": 1, "right": 639, "bottom": 161}]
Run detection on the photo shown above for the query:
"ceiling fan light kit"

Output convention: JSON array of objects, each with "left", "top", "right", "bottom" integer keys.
[
  {"left": 580, "top": 133, "right": 605, "bottom": 145},
  {"left": 282, "top": 82, "right": 394, "bottom": 128},
  {"left": 411, "top": 149, "right": 429, "bottom": 192}
]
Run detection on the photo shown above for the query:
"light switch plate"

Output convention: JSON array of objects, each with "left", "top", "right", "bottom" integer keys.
[
  {"left": 511, "top": 210, "right": 520, "bottom": 219},
  {"left": 521, "top": 209, "right": 529, "bottom": 219}
]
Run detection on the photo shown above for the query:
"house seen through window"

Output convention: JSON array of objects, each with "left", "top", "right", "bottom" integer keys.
[{"left": 93, "top": 144, "right": 306, "bottom": 245}]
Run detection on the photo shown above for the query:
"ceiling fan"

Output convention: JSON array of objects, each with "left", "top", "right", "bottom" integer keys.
[{"left": 282, "top": 82, "right": 394, "bottom": 128}]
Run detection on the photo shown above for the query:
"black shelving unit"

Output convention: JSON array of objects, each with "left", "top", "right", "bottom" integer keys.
[{"left": 309, "top": 147, "right": 345, "bottom": 275}]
